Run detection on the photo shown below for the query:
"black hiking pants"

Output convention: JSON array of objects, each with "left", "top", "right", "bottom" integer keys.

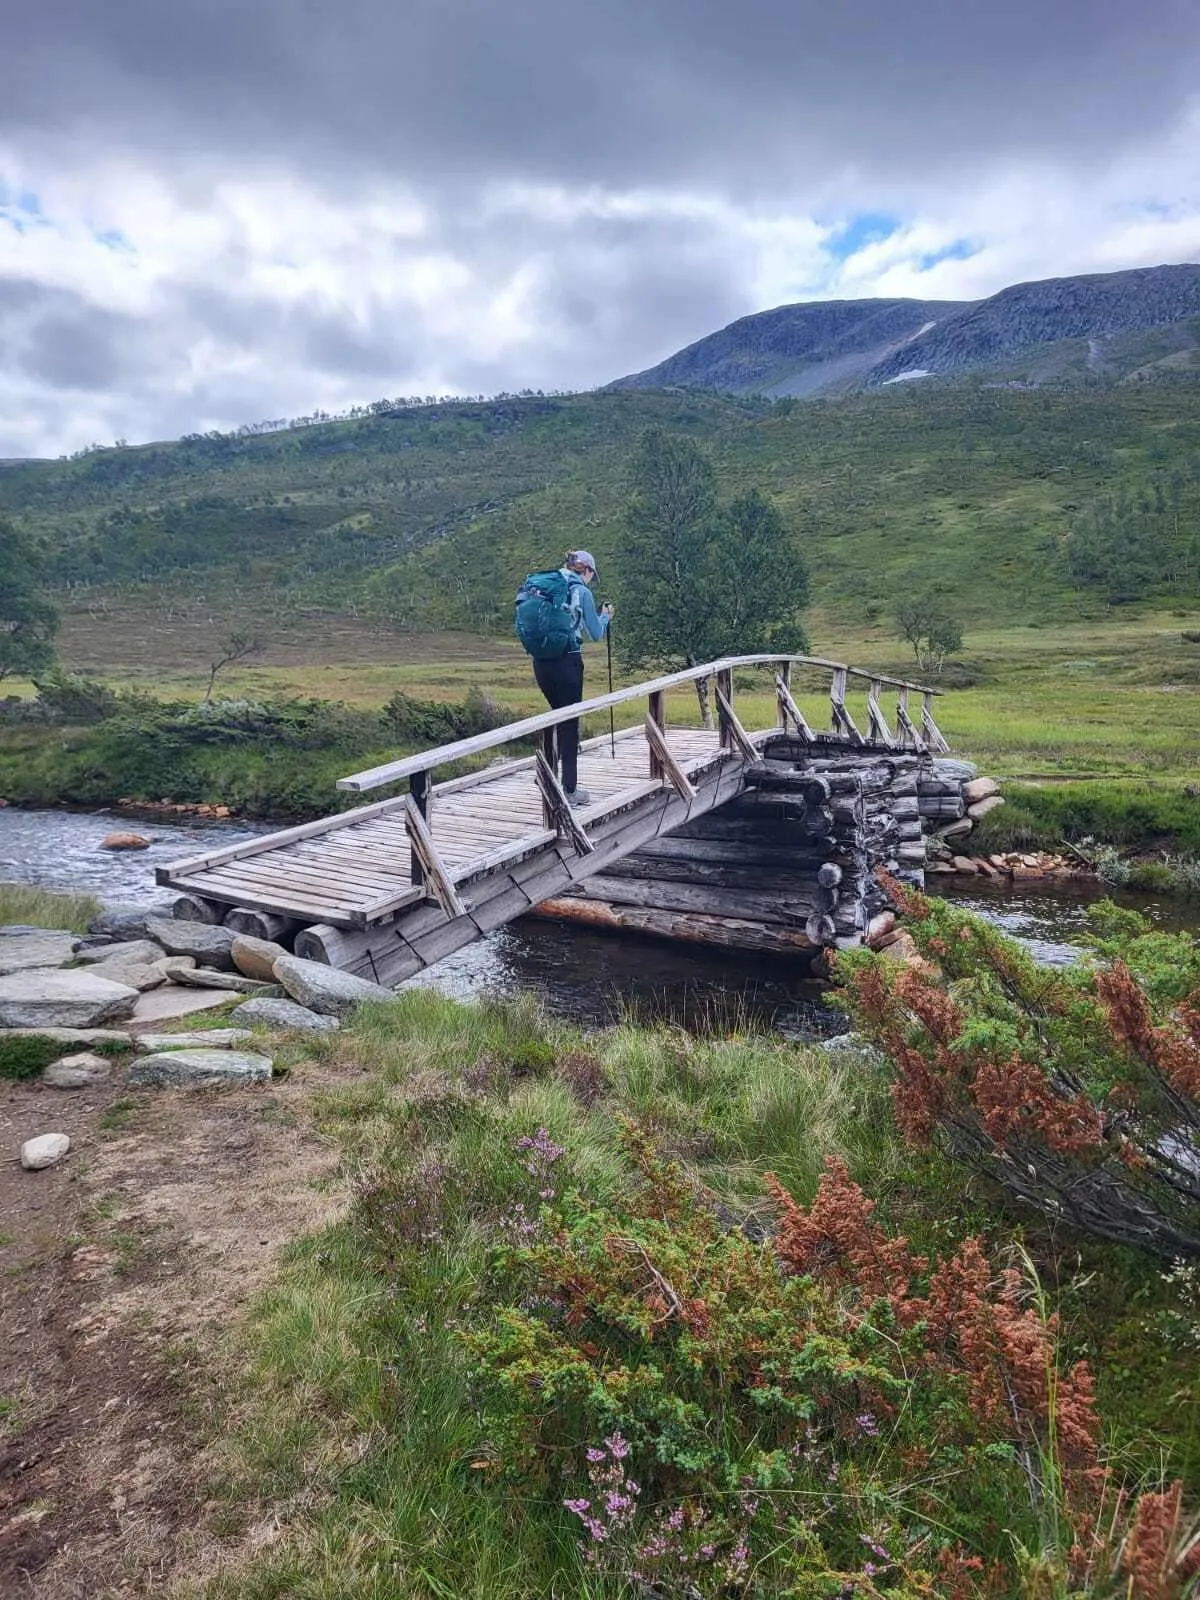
[{"left": 533, "top": 650, "right": 585, "bottom": 793}]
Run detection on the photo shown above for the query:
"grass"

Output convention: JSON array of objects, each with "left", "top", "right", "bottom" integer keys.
[
  {"left": 0, "top": 882, "right": 101, "bottom": 933},
  {"left": 188, "top": 986, "right": 1197, "bottom": 1598}
]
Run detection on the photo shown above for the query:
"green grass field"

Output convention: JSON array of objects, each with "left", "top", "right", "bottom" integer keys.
[{"left": 51, "top": 601, "right": 1200, "bottom": 785}]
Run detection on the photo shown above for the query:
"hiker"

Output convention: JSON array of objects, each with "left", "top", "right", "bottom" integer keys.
[{"left": 514, "top": 549, "right": 613, "bottom": 808}]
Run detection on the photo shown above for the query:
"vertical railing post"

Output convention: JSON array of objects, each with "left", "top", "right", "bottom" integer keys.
[
  {"left": 409, "top": 770, "right": 430, "bottom": 887},
  {"left": 829, "top": 666, "right": 847, "bottom": 733},
  {"left": 716, "top": 666, "right": 734, "bottom": 751},
  {"left": 540, "top": 727, "right": 558, "bottom": 828},
  {"left": 777, "top": 660, "right": 791, "bottom": 731},
  {"left": 922, "top": 693, "right": 950, "bottom": 754},
  {"left": 867, "top": 680, "right": 894, "bottom": 746},
  {"left": 647, "top": 689, "right": 665, "bottom": 781}
]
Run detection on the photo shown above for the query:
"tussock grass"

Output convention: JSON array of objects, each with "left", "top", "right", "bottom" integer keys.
[
  {"left": 0, "top": 881, "right": 100, "bottom": 933},
  {"left": 199, "top": 990, "right": 900, "bottom": 1598}
]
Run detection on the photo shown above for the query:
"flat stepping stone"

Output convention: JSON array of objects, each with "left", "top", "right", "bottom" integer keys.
[
  {"left": 43, "top": 1051, "right": 113, "bottom": 1088},
  {"left": 230, "top": 997, "right": 340, "bottom": 1033},
  {"left": 129, "top": 986, "right": 236, "bottom": 1027},
  {"left": 21, "top": 1132, "right": 71, "bottom": 1169},
  {"left": 88, "top": 903, "right": 174, "bottom": 941},
  {"left": 0, "top": 1027, "right": 133, "bottom": 1046},
  {"left": 129, "top": 1049, "right": 273, "bottom": 1087},
  {"left": 274, "top": 955, "right": 393, "bottom": 1019},
  {"left": 0, "top": 969, "right": 140, "bottom": 1029},
  {"left": 144, "top": 917, "right": 236, "bottom": 971},
  {"left": 133, "top": 1029, "right": 256, "bottom": 1053},
  {"left": 91, "top": 961, "right": 165, "bottom": 993},
  {"left": 167, "top": 968, "right": 278, "bottom": 994},
  {"left": 75, "top": 939, "right": 167, "bottom": 968},
  {"left": 0, "top": 932, "right": 81, "bottom": 976}
]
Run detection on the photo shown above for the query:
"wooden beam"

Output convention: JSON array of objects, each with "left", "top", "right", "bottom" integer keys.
[
  {"left": 922, "top": 692, "right": 951, "bottom": 754},
  {"left": 866, "top": 680, "right": 895, "bottom": 747},
  {"left": 894, "top": 687, "right": 927, "bottom": 751},
  {"left": 775, "top": 673, "right": 815, "bottom": 741},
  {"left": 714, "top": 685, "right": 758, "bottom": 763},
  {"left": 404, "top": 795, "right": 467, "bottom": 919},
  {"left": 644, "top": 712, "right": 696, "bottom": 801},
  {"left": 535, "top": 750, "right": 595, "bottom": 856}
]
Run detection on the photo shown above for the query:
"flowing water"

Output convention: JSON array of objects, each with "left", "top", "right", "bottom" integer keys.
[{"left": 1, "top": 807, "right": 1196, "bottom": 1039}]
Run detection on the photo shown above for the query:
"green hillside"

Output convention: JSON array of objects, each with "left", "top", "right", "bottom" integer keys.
[{"left": 4, "top": 381, "right": 1200, "bottom": 639}]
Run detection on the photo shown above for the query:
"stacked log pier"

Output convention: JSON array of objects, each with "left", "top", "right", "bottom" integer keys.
[{"left": 536, "top": 740, "right": 932, "bottom": 961}]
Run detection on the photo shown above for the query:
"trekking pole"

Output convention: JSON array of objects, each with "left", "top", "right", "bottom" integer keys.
[{"left": 606, "top": 619, "right": 616, "bottom": 758}]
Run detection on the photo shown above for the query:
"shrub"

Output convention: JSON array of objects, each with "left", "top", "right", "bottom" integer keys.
[
  {"left": 464, "top": 1123, "right": 1192, "bottom": 1596},
  {"left": 0, "top": 1035, "right": 64, "bottom": 1081},
  {"left": 838, "top": 875, "right": 1200, "bottom": 1259}
]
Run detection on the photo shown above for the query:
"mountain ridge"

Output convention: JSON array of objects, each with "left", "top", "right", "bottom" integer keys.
[{"left": 611, "top": 263, "right": 1200, "bottom": 398}]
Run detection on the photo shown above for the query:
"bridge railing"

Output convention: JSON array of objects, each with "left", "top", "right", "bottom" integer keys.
[
  {"left": 340, "top": 653, "right": 944, "bottom": 791},
  {"left": 335, "top": 654, "right": 946, "bottom": 907}
]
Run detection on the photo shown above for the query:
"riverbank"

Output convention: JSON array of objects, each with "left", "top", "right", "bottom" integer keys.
[{"left": 2, "top": 883, "right": 1196, "bottom": 1596}]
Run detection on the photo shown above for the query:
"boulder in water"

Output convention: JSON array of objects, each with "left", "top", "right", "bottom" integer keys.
[{"left": 100, "top": 833, "right": 150, "bottom": 851}]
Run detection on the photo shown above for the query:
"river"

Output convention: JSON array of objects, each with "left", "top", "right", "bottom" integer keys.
[{"left": 1, "top": 807, "right": 1195, "bottom": 1038}]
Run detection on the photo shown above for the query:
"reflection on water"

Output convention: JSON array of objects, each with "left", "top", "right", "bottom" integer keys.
[
  {"left": 935, "top": 877, "right": 1196, "bottom": 966},
  {"left": 2, "top": 808, "right": 1194, "bottom": 1036},
  {"left": 399, "top": 918, "right": 844, "bottom": 1040}
]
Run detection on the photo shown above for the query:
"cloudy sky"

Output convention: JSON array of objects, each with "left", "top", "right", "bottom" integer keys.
[{"left": 3, "top": 0, "right": 1200, "bottom": 457}]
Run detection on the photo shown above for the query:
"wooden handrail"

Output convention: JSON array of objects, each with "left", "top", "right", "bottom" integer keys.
[{"left": 338, "top": 653, "right": 942, "bottom": 794}]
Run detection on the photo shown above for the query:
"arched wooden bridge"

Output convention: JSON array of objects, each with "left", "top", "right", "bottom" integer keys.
[{"left": 159, "top": 655, "right": 948, "bottom": 985}]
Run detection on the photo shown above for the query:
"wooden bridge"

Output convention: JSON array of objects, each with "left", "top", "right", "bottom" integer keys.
[{"left": 159, "top": 655, "right": 948, "bottom": 985}]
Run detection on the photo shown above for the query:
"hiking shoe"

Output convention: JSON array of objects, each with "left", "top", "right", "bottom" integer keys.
[{"left": 565, "top": 786, "right": 592, "bottom": 809}]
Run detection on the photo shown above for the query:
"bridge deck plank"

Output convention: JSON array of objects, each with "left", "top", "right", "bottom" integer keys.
[{"left": 159, "top": 727, "right": 732, "bottom": 926}]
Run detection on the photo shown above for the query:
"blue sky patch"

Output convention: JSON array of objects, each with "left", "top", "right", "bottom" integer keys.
[
  {"left": 918, "top": 238, "right": 978, "bottom": 270},
  {"left": 824, "top": 212, "right": 901, "bottom": 260}
]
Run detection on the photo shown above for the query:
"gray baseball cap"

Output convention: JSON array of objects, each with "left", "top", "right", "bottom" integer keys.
[{"left": 569, "top": 549, "right": 599, "bottom": 577}]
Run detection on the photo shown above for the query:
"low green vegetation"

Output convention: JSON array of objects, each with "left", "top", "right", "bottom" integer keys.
[
  {"left": 0, "top": 679, "right": 505, "bottom": 819},
  {"left": 0, "top": 882, "right": 101, "bottom": 932},
  {"left": 192, "top": 907, "right": 1199, "bottom": 1599},
  {"left": 0, "top": 1034, "right": 66, "bottom": 1081}
]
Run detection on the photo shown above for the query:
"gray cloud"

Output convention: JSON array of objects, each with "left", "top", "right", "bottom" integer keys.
[
  {"left": 3, "top": 1, "right": 1200, "bottom": 454},
  {"left": 7, "top": 0, "right": 1200, "bottom": 190}
]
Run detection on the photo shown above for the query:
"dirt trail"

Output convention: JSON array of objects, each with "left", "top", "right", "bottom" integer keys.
[{"left": 0, "top": 1061, "right": 349, "bottom": 1596}]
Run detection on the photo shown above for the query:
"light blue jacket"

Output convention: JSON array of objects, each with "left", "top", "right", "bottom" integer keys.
[{"left": 561, "top": 568, "right": 610, "bottom": 652}]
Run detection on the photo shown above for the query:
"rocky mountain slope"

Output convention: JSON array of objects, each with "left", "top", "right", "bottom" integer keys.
[{"left": 613, "top": 263, "right": 1200, "bottom": 397}]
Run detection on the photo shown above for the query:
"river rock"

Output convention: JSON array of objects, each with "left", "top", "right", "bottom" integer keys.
[
  {"left": 133, "top": 1029, "right": 256, "bottom": 1053},
  {"left": 967, "top": 795, "right": 1005, "bottom": 820},
  {"left": 21, "top": 1132, "right": 72, "bottom": 1169},
  {"left": 129, "top": 1048, "right": 273, "bottom": 1087},
  {"left": 936, "top": 817, "right": 974, "bottom": 840},
  {"left": 43, "top": 1051, "right": 112, "bottom": 1088},
  {"left": 75, "top": 939, "right": 167, "bottom": 968},
  {"left": 90, "top": 961, "right": 165, "bottom": 993},
  {"left": 88, "top": 903, "right": 173, "bottom": 941},
  {"left": 100, "top": 832, "right": 150, "bottom": 851},
  {"left": 167, "top": 966, "right": 277, "bottom": 994},
  {"left": 951, "top": 855, "right": 980, "bottom": 873},
  {"left": 144, "top": 917, "right": 235, "bottom": 970},
  {"left": 274, "top": 955, "right": 393, "bottom": 1019},
  {"left": 962, "top": 777, "right": 999, "bottom": 804},
  {"left": 230, "top": 935, "right": 287, "bottom": 983},
  {"left": 0, "top": 969, "right": 140, "bottom": 1029},
  {"left": 129, "top": 986, "right": 237, "bottom": 1026},
  {"left": 153, "top": 955, "right": 197, "bottom": 979},
  {"left": 865, "top": 911, "right": 895, "bottom": 950},
  {"left": 931, "top": 758, "right": 979, "bottom": 782},
  {"left": 230, "top": 997, "right": 341, "bottom": 1033},
  {"left": 0, "top": 931, "right": 81, "bottom": 975}
]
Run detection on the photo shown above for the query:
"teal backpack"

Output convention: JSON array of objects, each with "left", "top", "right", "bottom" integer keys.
[{"left": 514, "top": 569, "right": 577, "bottom": 659}]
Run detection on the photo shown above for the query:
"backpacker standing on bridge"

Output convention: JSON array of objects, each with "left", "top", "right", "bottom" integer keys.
[{"left": 515, "top": 550, "right": 613, "bottom": 808}]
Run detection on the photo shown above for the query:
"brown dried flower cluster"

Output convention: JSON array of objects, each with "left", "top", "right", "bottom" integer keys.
[
  {"left": 1097, "top": 961, "right": 1200, "bottom": 1100},
  {"left": 768, "top": 1159, "right": 1100, "bottom": 1466}
]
